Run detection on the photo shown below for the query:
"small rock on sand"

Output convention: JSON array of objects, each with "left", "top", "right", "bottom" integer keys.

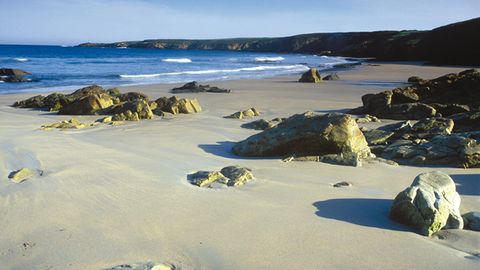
[
  {"left": 333, "top": 181, "right": 352, "bottom": 187},
  {"left": 8, "top": 168, "right": 37, "bottom": 183},
  {"left": 104, "top": 262, "right": 174, "bottom": 270}
]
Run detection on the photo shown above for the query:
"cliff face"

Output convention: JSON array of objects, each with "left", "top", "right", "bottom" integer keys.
[{"left": 78, "top": 18, "right": 480, "bottom": 65}]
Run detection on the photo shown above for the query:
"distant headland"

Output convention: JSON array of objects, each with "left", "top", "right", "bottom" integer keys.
[{"left": 78, "top": 17, "right": 480, "bottom": 66}]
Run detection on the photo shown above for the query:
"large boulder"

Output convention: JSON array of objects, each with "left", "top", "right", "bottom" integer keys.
[
  {"left": 375, "top": 103, "right": 436, "bottom": 120},
  {"left": 111, "top": 99, "right": 153, "bottom": 120},
  {"left": 299, "top": 68, "right": 322, "bottom": 83},
  {"left": 462, "top": 212, "right": 480, "bottom": 231},
  {"left": 233, "top": 112, "right": 371, "bottom": 159},
  {"left": 390, "top": 171, "right": 463, "bottom": 236},
  {"left": 58, "top": 93, "right": 114, "bottom": 115},
  {"left": 154, "top": 96, "right": 202, "bottom": 115}
]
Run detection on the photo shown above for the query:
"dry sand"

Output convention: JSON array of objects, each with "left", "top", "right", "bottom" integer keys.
[{"left": 0, "top": 63, "right": 479, "bottom": 269}]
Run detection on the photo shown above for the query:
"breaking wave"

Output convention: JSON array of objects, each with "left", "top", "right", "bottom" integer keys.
[
  {"left": 254, "top": 56, "right": 285, "bottom": 62},
  {"left": 162, "top": 58, "right": 192, "bottom": 63}
]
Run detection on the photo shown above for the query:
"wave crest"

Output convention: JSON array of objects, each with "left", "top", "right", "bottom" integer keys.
[
  {"left": 15, "top": 58, "right": 29, "bottom": 62},
  {"left": 119, "top": 64, "right": 309, "bottom": 79},
  {"left": 162, "top": 58, "right": 192, "bottom": 63},
  {"left": 255, "top": 57, "right": 285, "bottom": 62}
]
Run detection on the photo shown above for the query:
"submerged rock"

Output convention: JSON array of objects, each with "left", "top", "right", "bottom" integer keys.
[
  {"left": 171, "top": 81, "right": 230, "bottom": 93},
  {"left": 233, "top": 112, "right": 371, "bottom": 160},
  {"left": 0, "top": 68, "right": 31, "bottom": 83},
  {"left": 389, "top": 171, "right": 463, "bottom": 236},
  {"left": 8, "top": 168, "right": 37, "bottom": 183},
  {"left": 299, "top": 68, "right": 322, "bottom": 83},
  {"left": 224, "top": 108, "right": 260, "bottom": 119}
]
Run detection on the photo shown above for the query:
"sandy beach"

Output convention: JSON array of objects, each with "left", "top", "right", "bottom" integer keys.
[{"left": 0, "top": 63, "right": 479, "bottom": 269}]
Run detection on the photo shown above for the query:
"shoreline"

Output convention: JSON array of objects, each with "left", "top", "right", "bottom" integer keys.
[{"left": 1, "top": 63, "right": 479, "bottom": 269}]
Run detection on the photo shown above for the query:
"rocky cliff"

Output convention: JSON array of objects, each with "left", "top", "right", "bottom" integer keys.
[{"left": 78, "top": 17, "right": 480, "bottom": 65}]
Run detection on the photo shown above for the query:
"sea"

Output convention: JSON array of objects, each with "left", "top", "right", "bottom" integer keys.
[{"left": 0, "top": 44, "right": 359, "bottom": 94}]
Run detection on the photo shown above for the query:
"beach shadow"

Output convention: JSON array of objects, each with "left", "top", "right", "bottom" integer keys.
[
  {"left": 313, "top": 198, "right": 411, "bottom": 232},
  {"left": 450, "top": 174, "right": 480, "bottom": 196},
  {"left": 198, "top": 141, "right": 278, "bottom": 160},
  {"left": 315, "top": 108, "right": 350, "bottom": 114},
  {"left": 344, "top": 80, "right": 407, "bottom": 89}
]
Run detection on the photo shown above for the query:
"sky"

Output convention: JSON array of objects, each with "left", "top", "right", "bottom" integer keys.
[{"left": 0, "top": 0, "right": 479, "bottom": 45}]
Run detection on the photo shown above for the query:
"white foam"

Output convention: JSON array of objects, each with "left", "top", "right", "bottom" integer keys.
[
  {"left": 15, "top": 58, "right": 29, "bottom": 62},
  {"left": 162, "top": 58, "right": 192, "bottom": 63},
  {"left": 254, "top": 57, "right": 285, "bottom": 62},
  {"left": 119, "top": 64, "right": 309, "bottom": 79}
]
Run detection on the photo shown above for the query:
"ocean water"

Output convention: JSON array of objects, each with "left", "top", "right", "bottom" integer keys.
[{"left": 0, "top": 44, "right": 358, "bottom": 94}]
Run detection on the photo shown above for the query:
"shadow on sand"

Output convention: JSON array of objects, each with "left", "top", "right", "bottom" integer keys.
[
  {"left": 198, "top": 141, "right": 279, "bottom": 160},
  {"left": 313, "top": 198, "right": 411, "bottom": 232},
  {"left": 450, "top": 174, "right": 480, "bottom": 196},
  {"left": 315, "top": 108, "right": 350, "bottom": 114}
]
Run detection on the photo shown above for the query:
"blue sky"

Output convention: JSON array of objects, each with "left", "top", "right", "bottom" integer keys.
[{"left": 0, "top": 0, "right": 479, "bottom": 45}]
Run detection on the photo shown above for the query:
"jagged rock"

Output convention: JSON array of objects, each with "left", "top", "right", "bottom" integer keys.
[
  {"left": 103, "top": 262, "right": 175, "bottom": 270},
  {"left": 323, "top": 73, "right": 340, "bottom": 81},
  {"left": 233, "top": 112, "right": 372, "bottom": 160},
  {"left": 41, "top": 118, "right": 87, "bottom": 129},
  {"left": 111, "top": 100, "right": 153, "bottom": 120},
  {"left": 171, "top": 81, "right": 230, "bottom": 93},
  {"left": 375, "top": 103, "right": 437, "bottom": 120},
  {"left": 189, "top": 166, "right": 254, "bottom": 187},
  {"left": 450, "top": 112, "right": 480, "bottom": 132},
  {"left": 12, "top": 95, "right": 45, "bottom": 108},
  {"left": 299, "top": 68, "right": 322, "bottom": 83},
  {"left": 154, "top": 96, "right": 202, "bottom": 115},
  {"left": 58, "top": 93, "right": 113, "bottom": 115},
  {"left": 362, "top": 129, "right": 395, "bottom": 145},
  {"left": 390, "top": 171, "right": 463, "bottom": 236},
  {"left": 116, "top": 92, "right": 149, "bottom": 102},
  {"left": 407, "top": 118, "right": 454, "bottom": 139},
  {"left": 220, "top": 166, "right": 254, "bottom": 186},
  {"left": 407, "top": 76, "right": 425, "bottom": 84},
  {"left": 241, "top": 118, "right": 284, "bottom": 130},
  {"left": 462, "top": 212, "right": 480, "bottom": 231},
  {"left": 355, "top": 114, "right": 380, "bottom": 123},
  {"left": 333, "top": 181, "right": 352, "bottom": 187},
  {"left": 380, "top": 134, "right": 480, "bottom": 168},
  {"left": 0, "top": 68, "right": 31, "bottom": 83},
  {"left": 224, "top": 108, "right": 260, "bottom": 119},
  {"left": 8, "top": 168, "right": 36, "bottom": 183},
  {"left": 188, "top": 171, "right": 228, "bottom": 187},
  {"left": 353, "top": 70, "right": 480, "bottom": 122}
]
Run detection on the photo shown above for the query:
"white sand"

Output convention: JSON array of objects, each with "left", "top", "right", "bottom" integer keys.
[{"left": 0, "top": 64, "right": 478, "bottom": 269}]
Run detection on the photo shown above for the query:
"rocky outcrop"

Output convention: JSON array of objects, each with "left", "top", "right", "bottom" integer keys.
[
  {"left": 299, "top": 68, "right": 322, "bottom": 83},
  {"left": 188, "top": 166, "right": 254, "bottom": 187},
  {"left": 154, "top": 96, "right": 202, "bottom": 115},
  {"left": 350, "top": 69, "right": 480, "bottom": 121},
  {"left": 58, "top": 92, "right": 114, "bottom": 115},
  {"left": 8, "top": 168, "right": 37, "bottom": 183},
  {"left": 389, "top": 171, "right": 463, "bottom": 236},
  {"left": 233, "top": 112, "right": 371, "bottom": 160},
  {"left": 0, "top": 68, "right": 31, "bottom": 82},
  {"left": 171, "top": 81, "right": 230, "bottom": 93},
  {"left": 224, "top": 108, "right": 260, "bottom": 119},
  {"left": 111, "top": 99, "right": 154, "bottom": 121}
]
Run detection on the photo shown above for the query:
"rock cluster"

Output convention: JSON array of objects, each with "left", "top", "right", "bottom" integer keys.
[
  {"left": 171, "top": 81, "right": 230, "bottom": 93},
  {"left": 233, "top": 112, "right": 372, "bottom": 165},
  {"left": 389, "top": 171, "right": 463, "bottom": 236},
  {"left": 350, "top": 69, "right": 480, "bottom": 120},
  {"left": 0, "top": 68, "right": 31, "bottom": 82},
  {"left": 41, "top": 118, "right": 89, "bottom": 129},
  {"left": 188, "top": 166, "right": 254, "bottom": 187},
  {"left": 361, "top": 118, "right": 480, "bottom": 168},
  {"left": 13, "top": 85, "right": 202, "bottom": 122},
  {"left": 224, "top": 108, "right": 260, "bottom": 119},
  {"left": 299, "top": 68, "right": 322, "bottom": 83}
]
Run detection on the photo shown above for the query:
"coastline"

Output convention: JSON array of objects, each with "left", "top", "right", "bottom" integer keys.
[{"left": 0, "top": 63, "right": 479, "bottom": 269}]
